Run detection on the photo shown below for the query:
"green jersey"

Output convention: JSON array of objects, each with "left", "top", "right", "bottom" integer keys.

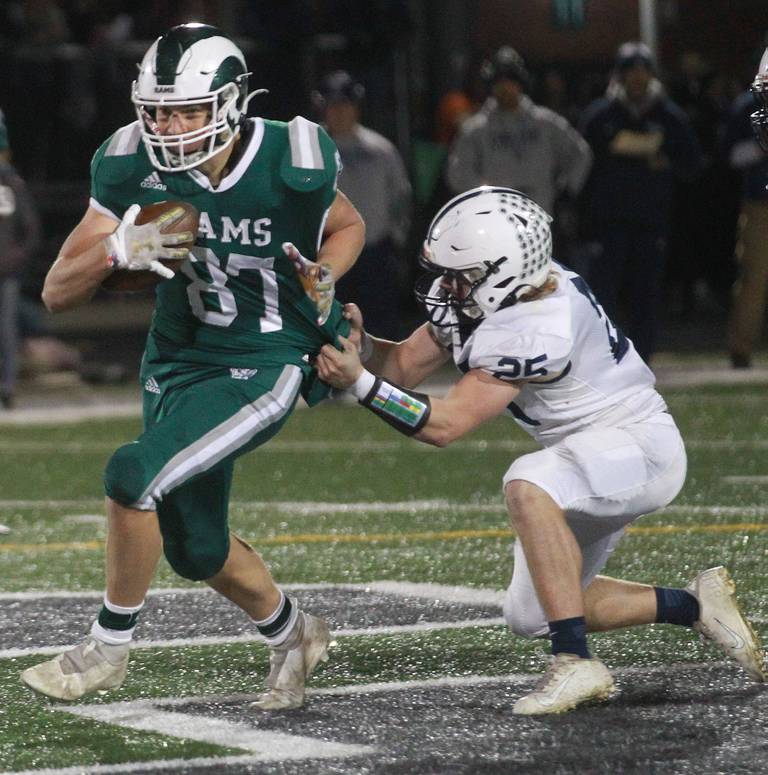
[{"left": 90, "top": 116, "right": 347, "bottom": 374}]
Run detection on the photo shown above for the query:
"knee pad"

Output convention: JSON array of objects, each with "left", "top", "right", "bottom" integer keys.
[
  {"left": 163, "top": 535, "right": 229, "bottom": 581},
  {"left": 503, "top": 586, "right": 548, "bottom": 639},
  {"left": 104, "top": 442, "right": 153, "bottom": 508}
]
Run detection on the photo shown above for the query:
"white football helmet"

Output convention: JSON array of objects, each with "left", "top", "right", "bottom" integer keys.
[
  {"left": 132, "top": 23, "right": 261, "bottom": 172},
  {"left": 415, "top": 187, "right": 553, "bottom": 324},
  {"left": 751, "top": 47, "right": 768, "bottom": 151}
]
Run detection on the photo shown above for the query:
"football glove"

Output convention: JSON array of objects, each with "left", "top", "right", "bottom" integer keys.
[
  {"left": 105, "top": 204, "right": 192, "bottom": 279},
  {"left": 283, "top": 241, "right": 334, "bottom": 325}
]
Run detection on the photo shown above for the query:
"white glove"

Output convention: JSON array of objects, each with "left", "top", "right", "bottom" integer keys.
[
  {"left": 283, "top": 241, "right": 334, "bottom": 325},
  {"left": 105, "top": 204, "right": 193, "bottom": 279}
]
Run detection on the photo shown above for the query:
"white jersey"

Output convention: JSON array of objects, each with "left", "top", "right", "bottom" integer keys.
[{"left": 430, "top": 264, "right": 667, "bottom": 446}]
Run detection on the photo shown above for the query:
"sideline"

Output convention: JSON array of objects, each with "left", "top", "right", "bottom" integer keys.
[{"left": 1, "top": 363, "right": 768, "bottom": 425}]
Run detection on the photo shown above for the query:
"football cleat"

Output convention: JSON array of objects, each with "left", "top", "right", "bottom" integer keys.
[
  {"left": 686, "top": 566, "right": 766, "bottom": 681},
  {"left": 513, "top": 653, "right": 615, "bottom": 715},
  {"left": 251, "top": 612, "right": 333, "bottom": 711},
  {"left": 21, "top": 637, "right": 130, "bottom": 701}
]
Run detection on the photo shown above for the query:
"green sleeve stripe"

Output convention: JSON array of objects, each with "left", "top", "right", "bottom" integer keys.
[
  {"left": 288, "top": 117, "right": 324, "bottom": 170},
  {"left": 105, "top": 122, "right": 142, "bottom": 157}
]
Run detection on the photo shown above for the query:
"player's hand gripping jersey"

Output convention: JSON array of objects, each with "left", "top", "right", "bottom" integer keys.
[
  {"left": 90, "top": 116, "right": 348, "bottom": 386},
  {"left": 429, "top": 262, "right": 667, "bottom": 445}
]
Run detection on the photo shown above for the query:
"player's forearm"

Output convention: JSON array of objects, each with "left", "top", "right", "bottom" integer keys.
[
  {"left": 42, "top": 241, "right": 113, "bottom": 312},
  {"left": 362, "top": 336, "right": 409, "bottom": 384},
  {"left": 362, "top": 323, "right": 447, "bottom": 389},
  {"left": 316, "top": 218, "right": 365, "bottom": 281},
  {"left": 412, "top": 397, "right": 462, "bottom": 447}
]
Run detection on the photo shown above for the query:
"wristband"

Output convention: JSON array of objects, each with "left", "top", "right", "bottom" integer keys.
[
  {"left": 351, "top": 369, "right": 377, "bottom": 400},
  {"left": 357, "top": 373, "right": 431, "bottom": 436}
]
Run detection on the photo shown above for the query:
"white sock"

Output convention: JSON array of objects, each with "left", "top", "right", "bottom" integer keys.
[
  {"left": 91, "top": 595, "right": 144, "bottom": 645},
  {"left": 254, "top": 591, "right": 300, "bottom": 647}
]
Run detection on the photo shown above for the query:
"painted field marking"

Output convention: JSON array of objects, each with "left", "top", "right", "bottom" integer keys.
[
  {"left": 2, "top": 513, "right": 768, "bottom": 554},
  {"left": 3, "top": 576, "right": 765, "bottom": 660},
  {"left": 3, "top": 437, "right": 768, "bottom": 454},
  {"left": 3, "top": 498, "right": 768, "bottom": 517},
  {"left": 61, "top": 702, "right": 375, "bottom": 764},
  {"left": 3, "top": 754, "right": 355, "bottom": 775},
  {"left": 1, "top": 618, "right": 509, "bottom": 660},
  {"left": 721, "top": 476, "right": 768, "bottom": 484},
  {"left": 0, "top": 580, "right": 506, "bottom": 659},
  {"left": 0, "top": 580, "right": 505, "bottom": 604},
  {"left": 7, "top": 660, "right": 742, "bottom": 775}
]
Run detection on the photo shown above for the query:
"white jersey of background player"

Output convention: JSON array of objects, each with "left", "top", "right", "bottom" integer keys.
[{"left": 317, "top": 186, "right": 766, "bottom": 715}]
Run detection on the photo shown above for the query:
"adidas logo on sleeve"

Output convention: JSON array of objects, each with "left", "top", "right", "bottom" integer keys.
[
  {"left": 144, "top": 376, "right": 161, "bottom": 394},
  {"left": 140, "top": 172, "right": 167, "bottom": 191}
]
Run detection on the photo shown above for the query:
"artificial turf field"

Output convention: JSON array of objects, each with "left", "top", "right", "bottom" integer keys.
[{"left": 0, "top": 381, "right": 767, "bottom": 773}]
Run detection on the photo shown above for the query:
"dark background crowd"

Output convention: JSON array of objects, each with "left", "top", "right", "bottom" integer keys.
[{"left": 1, "top": 0, "right": 767, "bottom": 396}]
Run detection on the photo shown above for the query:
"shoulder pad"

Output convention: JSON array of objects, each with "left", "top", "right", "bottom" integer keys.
[
  {"left": 280, "top": 117, "right": 333, "bottom": 192},
  {"left": 91, "top": 122, "right": 145, "bottom": 185}
]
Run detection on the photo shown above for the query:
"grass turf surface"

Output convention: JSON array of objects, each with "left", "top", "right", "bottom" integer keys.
[{"left": 0, "top": 382, "right": 767, "bottom": 771}]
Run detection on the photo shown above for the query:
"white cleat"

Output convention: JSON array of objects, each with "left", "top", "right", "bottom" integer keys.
[
  {"left": 686, "top": 566, "right": 766, "bottom": 682},
  {"left": 513, "top": 653, "right": 615, "bottom": 715},
  {"left": 21, "top": 637, "right": 130, "bottom": 701},
  {"left": 251, "top": 613, "right": 333, "bottom": 711}
]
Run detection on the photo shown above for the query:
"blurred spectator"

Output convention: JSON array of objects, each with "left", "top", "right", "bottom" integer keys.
[
  {"left": 578, "top": 42, "right": 703, "bottom": 364},
  {"left": 723, "top": 89, "right": 768, "bottom": 369},
  {"left": 435, "top": 90, "right": 477, "bottom": 147},
  {"left": 667, "top": 52, "right": 739, "bottom": 317},
  {"left": 0, "top": 110, "right": 42, "bottom": 408},
  {"left": 538, "top": 67, "right": 580, "bottom": 126},
  {"left": 19, "top": 0, "right": 70, "bottom": 46},
  {"left": 445, "top": 45, "right": 592, "bottom": 216},
  {"left": 313, "top": 71, "right": 412, "bottom": 339}
]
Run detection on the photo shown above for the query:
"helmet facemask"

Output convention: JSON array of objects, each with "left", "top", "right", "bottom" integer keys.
[
  {"left": 415, "top": 251, "right": 504, "bottom": 327},
  {"left": 133, "top": 79, "right": 245, "bottom": 172}
]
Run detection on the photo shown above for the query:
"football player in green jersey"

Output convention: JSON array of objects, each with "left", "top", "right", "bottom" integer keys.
[{"left": 21, "top": 23, "right": 365, "bottom": 710}]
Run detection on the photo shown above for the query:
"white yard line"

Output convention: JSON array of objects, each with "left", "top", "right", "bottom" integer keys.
[
  {"left": 0, "top": 660, "right": 735, "bottom": 775},
  {"left": 4, "top": 437, "right": 768, "bottom": 453},
  {"left": 1, "top": 750, "right": 370, "bottom": 775},
  {"left": 59, "top": 704, "right": 374, "bottom": 763},
  {"left": 0, "top": 619, "right": 508, "bottom": 660},
  {"left": 3, "top": 498, "right": 768, "bottom": 517},
  {"left": 1, "top": 581, "right": 507, "bottom": 659},
  {"left": 2, "top": 575, "right": 764, "bottom": 659}
]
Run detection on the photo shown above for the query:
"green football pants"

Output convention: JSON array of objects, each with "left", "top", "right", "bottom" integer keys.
[{"left": 103, "top": 361, "right": 303, "bottom": 580}]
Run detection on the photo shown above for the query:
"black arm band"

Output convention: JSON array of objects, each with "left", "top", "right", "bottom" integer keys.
[{"left": 358, "top": 376, "right": 432, "bottom": 436}]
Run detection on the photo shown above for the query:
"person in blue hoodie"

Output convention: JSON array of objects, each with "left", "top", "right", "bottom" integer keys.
[{"left": 579, "top": 42, "right": 702, "bottom": 363}]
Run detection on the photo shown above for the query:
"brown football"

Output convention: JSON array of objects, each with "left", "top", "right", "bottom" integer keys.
[{"left": 102, "top": 200, "right": 199, "bottom": 292}]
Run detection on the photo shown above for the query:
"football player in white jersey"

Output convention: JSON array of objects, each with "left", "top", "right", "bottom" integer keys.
[{"left": 317, "top": 186, "right": 766, "bottom": 714}]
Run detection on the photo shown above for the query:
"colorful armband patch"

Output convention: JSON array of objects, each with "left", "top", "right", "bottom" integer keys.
[{"left": 360, "top": 377, "right": 431, "bottom": 436}]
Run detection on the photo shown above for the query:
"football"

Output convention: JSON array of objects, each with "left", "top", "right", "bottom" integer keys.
[{"left": 102, "top": 200, "right": 199, "bottom": 292}]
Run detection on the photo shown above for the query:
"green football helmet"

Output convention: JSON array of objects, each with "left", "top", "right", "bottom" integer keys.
[{"left": 132, "top": 23, "right": 260, "bottom": 172}]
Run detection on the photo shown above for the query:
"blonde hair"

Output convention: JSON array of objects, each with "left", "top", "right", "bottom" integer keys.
[{"left": 519, "top": 270, "right": 559, "bottom": 302}]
